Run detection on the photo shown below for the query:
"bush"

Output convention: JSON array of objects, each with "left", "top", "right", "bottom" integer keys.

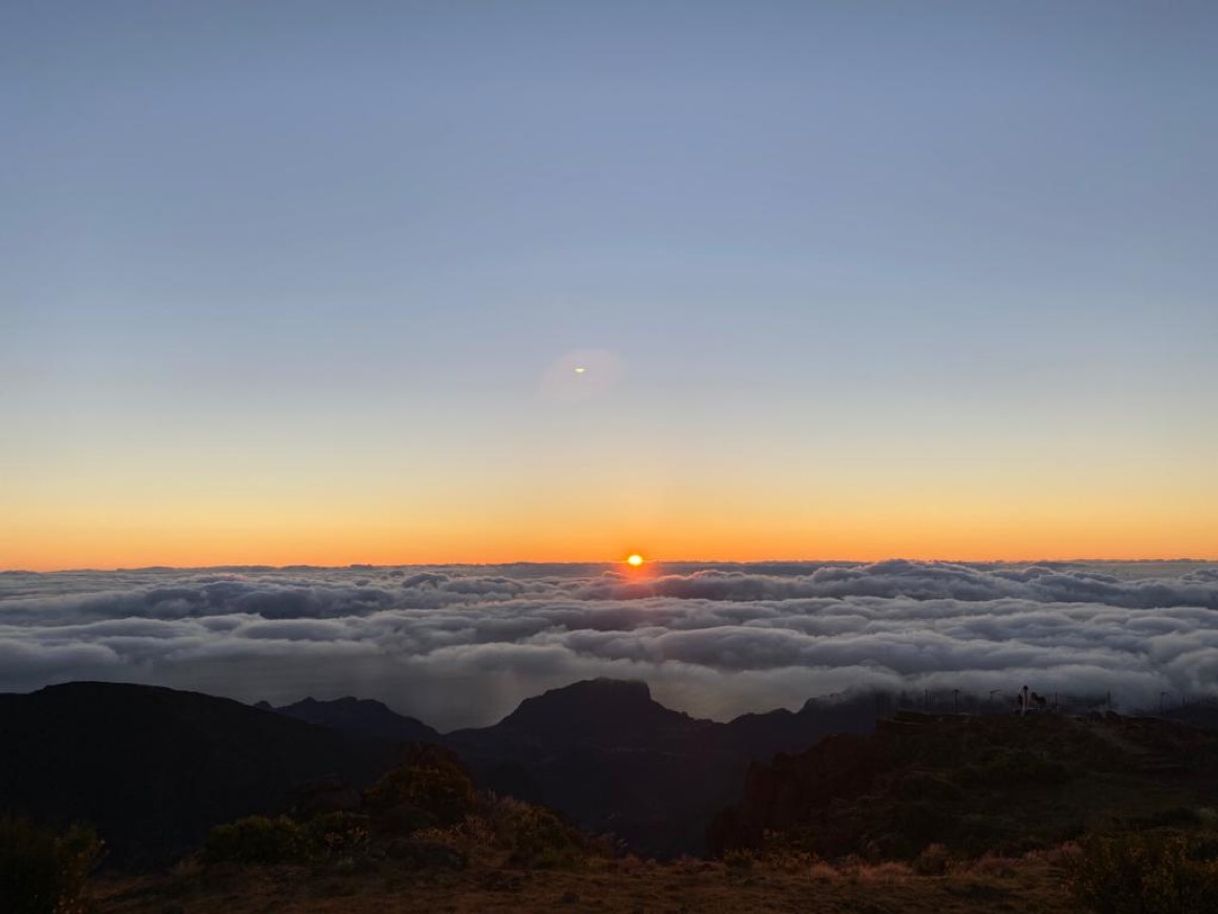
[
  {"left": 203, "top": 815, "right": 305, "bottom": 865},
  {"left": 723, "top": 849, "right": 755, "bottom": 871},
  {"left": 384, "top": 836, "right": 466, "bottom": 870},
  {"left": 955, "top": 749, "right": 1073, "bottom": 789},
  {"left": 1070, "top": 832, "right": 1218, "bottom": 914},
  {"left": 487, "top": 796, "right": 586, "bottom": 869},
  {"left": 912, "top": 842, "right": 951, "bottom": 876},
  {"left": 0, "top": 816, "right": 103, "bottom": 914},
  {"left": 755, "top": 832, "right": 819, "bottom": 874},
  {"left": 891, "top": 800, "right": 952, "bottom": 853},
  {"left": 895, "top": 773, "right": 963, "bottom": 803},
  {"left": 966, "top": 852, "right": 1019, "bottom": 879},
  {"left": 303, "top": 812, "right": 370, "bottom": 860},
  {"left": 364, "top": 746, "right": 476, "bottom": 832}
]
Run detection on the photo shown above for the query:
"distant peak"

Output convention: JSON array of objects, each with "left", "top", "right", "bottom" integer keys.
[
  {"left": 270, "top": 694, "right": 438, "bottom": 741},
  {"left": 496, "top": 678, "right": 694, "bottom": 739},
  {"left": 548, "top": 678, "right": 652, "bottom": 699},
  {"left": 513, "top": 678, "right": 657, "bottom": 711}
]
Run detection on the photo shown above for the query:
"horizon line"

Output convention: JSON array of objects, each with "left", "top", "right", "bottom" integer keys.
[{"left": 5, "top": 555, "right": 1217, "bottom": 575}]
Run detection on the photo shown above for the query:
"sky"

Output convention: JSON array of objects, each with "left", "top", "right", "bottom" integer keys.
[
  {"left": 4, "top": 560, "right": 1217, "bottom": 727},
  {"left": 3, "top": 2, "right": 1217, "bottom": 570}
]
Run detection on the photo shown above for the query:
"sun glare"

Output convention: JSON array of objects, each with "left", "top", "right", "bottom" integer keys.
[{"left": 626, "top": 554, "right": 645, "bottom": 567}]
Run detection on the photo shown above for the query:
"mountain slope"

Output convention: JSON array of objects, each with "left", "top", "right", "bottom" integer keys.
[
  {"left": 0, "top": 678, "right": 883, "bottom": 865},
  {"left": 0, "top": 682, "right": 398, "bottom": 865},
  {"left": 445, "top": 679, "right": 879, "bottom": 856},
  {"left": 709, "top": 710, "right": 1218, "bottom": 858}
]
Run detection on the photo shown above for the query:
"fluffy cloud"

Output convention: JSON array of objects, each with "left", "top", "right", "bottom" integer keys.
[{"left": 1, "top": 561, "right": 1216, "bottom": 729}]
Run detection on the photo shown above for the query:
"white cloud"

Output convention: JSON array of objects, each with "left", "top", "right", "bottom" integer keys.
[{"left": 2, "top": 561, "right": 1216, "bottom": 729}]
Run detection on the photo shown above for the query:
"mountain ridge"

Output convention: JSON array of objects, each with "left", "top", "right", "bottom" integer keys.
[
  {"left": 1, "top": 678, "right": 884, "bottom": 862},
  {"left": 269, "top": 695, "right": 439, "bottom": 744},
  {"left": 0, "top": 681, "right": 398, "bottom": 865}
]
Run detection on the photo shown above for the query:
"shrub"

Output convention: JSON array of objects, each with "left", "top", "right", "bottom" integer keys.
[
  {"left": 203, "top": 815, "right": 305, "bottom": 865},
  {"left": 1069, "top": 831, "right": 1218, "bottom": 914},
  {"left": 891, "top": 800, "right": 952, "bottom": 853},
  {"left": 807, "top": 858, "right": 838, "bottom": 881},
  {"left": 955, "top": 749, "right": 1073, "bottom": 789},
  {"left": 954, "top": 811, "right": 1014, "bottom": 855},
  {"left": 857, "top": 861, "right": 914, "bottom": 884},
  {"left": 966, "top": 852, "right": 1019, "bottom": 878},
  {"left": 895, "top": 772, "right": 963, "bottom": 803},
  {"left": 384, "top": 836, "right": 466, "bottom": 870},
  {"left": 756, "top": 829, "right": 829, "bottom": 874},
  {"left": 1027, "top": 841, "right": 1082, "bottom": 869},
  {"left": 723, "top": 849, "right": 755, "bottom": 871},
  {"left": 303, "top": 812, "right": 370, "bottom": 860},
  {"left": 487, "top": 796, "right": 586, "bottom": 869},
  {"left": 912, "top": 842, "right": 951, "bottom": 876},
  {"left": 364, "top": 746, "right": 476, "bottom": 832},
  {"left": 0, "top": 816, "right": 103, "bottom": 914}
]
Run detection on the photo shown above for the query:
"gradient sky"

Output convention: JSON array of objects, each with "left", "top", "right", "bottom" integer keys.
[{"left": 3, "top": 1, "right": 1216, "bottom": 570}]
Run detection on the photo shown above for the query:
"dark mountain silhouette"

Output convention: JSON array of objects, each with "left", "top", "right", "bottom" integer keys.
[
  {"left": 492, "top": 678, "right": 703, "bottom": 742},
  {"left": 263, "top": 678, "right": 887, "bottom": 855},
  {"left": 270, "top": 696, "right": 439, "bottom": 744},
  {"left": 7, "top": 676, "right": 1217, "bottom": 901},
  {"left": 709, "top": 710, "right": 1218, "bottom": 859},
  {"left": 718, "top": 692, "right": 897, "bottom": 761},
  {"left": 0, "top": 678, "right": 882, "bottom": 866},
  {"left": 0, "top": 682, "right": 399, "bottom": 865},
  {"left": 443, "top": 678, "right": 880, "bottom": 856}
]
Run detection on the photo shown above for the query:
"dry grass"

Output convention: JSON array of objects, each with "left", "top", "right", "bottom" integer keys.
[{"left": 91, "top": 848, "right": 1080, "bottom": 913}]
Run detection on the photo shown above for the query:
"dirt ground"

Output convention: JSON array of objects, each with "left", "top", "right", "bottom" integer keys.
[{"left": 93, "top": 855, "right": 1078, "bottom": 914}]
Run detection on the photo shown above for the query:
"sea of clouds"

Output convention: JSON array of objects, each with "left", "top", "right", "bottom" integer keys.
[{"left": 3, "top": 560, "right": 1217, "bottom": 729}]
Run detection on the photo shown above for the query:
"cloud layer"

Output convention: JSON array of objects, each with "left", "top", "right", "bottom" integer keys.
[{"left": 3, "top": 560, "right": 1217, "bottom": 729}]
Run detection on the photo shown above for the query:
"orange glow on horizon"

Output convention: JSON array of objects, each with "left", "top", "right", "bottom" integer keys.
[
  {"left": 3, "top": 516, "right": 1216, "bottom": 572},
  {"left": 3, "top": 470, "right": 1217, "bottom": 572}
]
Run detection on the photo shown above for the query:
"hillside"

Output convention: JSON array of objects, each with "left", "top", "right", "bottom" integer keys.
[
  {"left": 710, "top": 710, "right": 1218, "bottom": 859},
  {"left": 0, "top": 679, "right": 881, "bottom": 865},
  {"left": 0, "top": 682, "right": 398, "bottom": 865},
  {"left": 10, "top": 679, "right": 1213, "bottom": 872},
  {"left": 81, "top": 737, "right": 1085, "bottom": 914}
]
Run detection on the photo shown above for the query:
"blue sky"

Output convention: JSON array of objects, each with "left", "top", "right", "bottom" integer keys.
[{"left": 3, "top": 2, "right": 1216, "bottom": 567}]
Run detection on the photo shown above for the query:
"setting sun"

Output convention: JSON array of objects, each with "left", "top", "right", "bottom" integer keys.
[{"left": 625, "top": 554, "right": 644, "bottom": 567}]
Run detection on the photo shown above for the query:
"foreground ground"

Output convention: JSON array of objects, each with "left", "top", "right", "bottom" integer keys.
[{"left": 94, "top": 853, "right": 1077, "bottom": 914}]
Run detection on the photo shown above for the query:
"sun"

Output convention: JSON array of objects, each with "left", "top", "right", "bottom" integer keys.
[{"left": 625, "top": 554, "right": 645, "bottom": 567}]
